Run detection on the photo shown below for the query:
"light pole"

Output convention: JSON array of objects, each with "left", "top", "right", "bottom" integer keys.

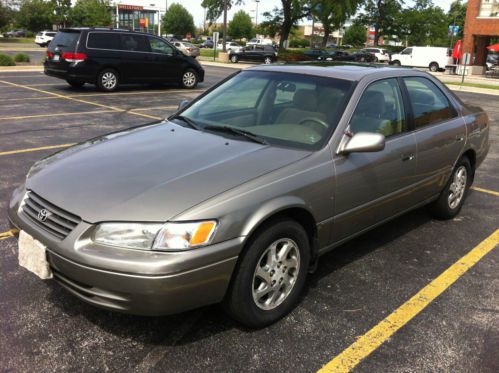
[
  {"left": 150, "top": 3, "right": 161, "bottom": 36},
  {"left": 255, "top": 0, "right": 260, "bottom": 26},
  {"left": 115, "top": 1, "right": 120, "bottom": 29}
]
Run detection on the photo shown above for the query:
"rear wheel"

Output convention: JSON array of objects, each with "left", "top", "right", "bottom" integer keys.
[
  {"left": 180, "top": 69, "right": 198, "bottom": 89},
  {"left": 67, "top": 79, "right": 85, "bottom": 88},
  {"left": 264, "top": 56, "right": 273, "bottom": 64},
  {"left": 97, "top": 69, "right": 119, "bottom": 92},
  {"left": 230, "top": 55, "right": 239, "bottom": 63},
  {"left": 392, "top": 60, "right": 401, "bottom": 66},
  {"left": 224, "top": 219, "right": 310, "bottom": 328},
  {"left": 429, "top": 157, "right": 472, "bottom": 219},
  {"left": 429, "top": 62, "right": 439, "bottom": 72}
]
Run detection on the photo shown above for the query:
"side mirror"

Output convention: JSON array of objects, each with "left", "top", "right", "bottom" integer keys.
[
  {"left": 177, "top": 99, "right": 189, "bottom": 111},
  {"left": 341, "top": 132, "right": 385, "bottom": 154}
]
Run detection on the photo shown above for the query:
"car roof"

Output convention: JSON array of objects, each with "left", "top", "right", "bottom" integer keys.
[{"left": 247, "top": 62, "right": 418, "bottom": 81}]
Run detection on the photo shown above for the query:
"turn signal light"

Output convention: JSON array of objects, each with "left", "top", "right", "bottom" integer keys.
[{"left": 61, "top": 52, "right": 87, "bottom": 62}]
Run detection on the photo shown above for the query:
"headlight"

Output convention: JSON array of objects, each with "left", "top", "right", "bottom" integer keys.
[{"left": 92, "top": 221, "right": 217, "bottom": 251}]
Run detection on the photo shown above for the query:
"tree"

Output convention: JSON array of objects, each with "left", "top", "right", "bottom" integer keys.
[
  {"left": 69, "top": 0, "right": 112, "bottom": 27},
  {"left": 0, "top": 2, "right": 10, "bottom": 30},
  {"left": 201, "top": 1, "right": 243, "bottom": 51},
  {"left": 162, "top": 3, "right": 195, "bottom": 38},
  {"left": 16, "top": 0, "right": 54, "bottom": 31},
  {"left": 342, "top": 22, "right": 366, "bottom": 46},
  {"left": 312, "top": 0, "right": 363, "bottom": 47},
  {"left": 52, "top": 0, "right": 71, "bottom": 28},
  {"left": 448, "top": 0, "right": 467, "bottom": 40},
  {"left": 279, "top": 0, "right": 310, "bottom": 49},
  {"left": 228, "top": 10, "right": 253, "bottom": 40},
  {"left": 358, "top": 0, "right": 403, "bottom": 46}
]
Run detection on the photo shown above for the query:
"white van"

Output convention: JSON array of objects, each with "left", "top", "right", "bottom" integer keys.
[
  {"left": 246, "top": 38, "right": 274, "bottom": 47},
  {"left": 390, "top": 46, "right": 449, "bottom": 72}
]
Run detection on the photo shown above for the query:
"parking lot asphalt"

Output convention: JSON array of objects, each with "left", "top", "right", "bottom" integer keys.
[{"left": 0, "top": 66, "right": 498, "bottom": 372}]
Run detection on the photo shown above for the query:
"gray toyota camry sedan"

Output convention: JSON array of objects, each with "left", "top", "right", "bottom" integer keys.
[{"left": 8, "top": 64, "right": 489, "bottom": 327}]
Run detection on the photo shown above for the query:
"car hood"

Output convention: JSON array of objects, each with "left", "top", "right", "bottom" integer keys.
[{"left": 26, "top": 122, "right": 310, "bottom": 223}]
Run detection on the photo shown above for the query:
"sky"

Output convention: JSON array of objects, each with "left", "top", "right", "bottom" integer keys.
[{"left": 132, "top": 0, "right": 457, "bottom": 27}]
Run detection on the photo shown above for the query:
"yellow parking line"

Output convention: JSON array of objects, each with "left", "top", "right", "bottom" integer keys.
[
  {"left": 0, "top": 143, "right": 74, "bottom": 157},
  {"left": 471, "top": 186, "right": 499, "bottom": 197},
  {"left": 0, "top": 228, "right": 19, "bottom": 241},
  {"left": 132, "top": 105, "right": 177, "bottom": 111},
  {"left": 318, "top": 229, "right": 499, "bottom": 373},
  {"left": 0, "top": 110, "right": 117, "bottom": 121},
  {"left": 0, "top": 80, "right": 162, "bottom": 121}
]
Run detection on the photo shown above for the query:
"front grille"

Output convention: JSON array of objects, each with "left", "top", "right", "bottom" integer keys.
[{"left": 20, "top": 190, "right": 81, "bottom": 240}]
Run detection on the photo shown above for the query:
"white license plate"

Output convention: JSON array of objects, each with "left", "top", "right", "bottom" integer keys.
[
  {"left": 53, "top": 54, "right": 60, "bottom": 61},
  {"left": 18, "top": 230, "right": 53, "bottom": 279}
]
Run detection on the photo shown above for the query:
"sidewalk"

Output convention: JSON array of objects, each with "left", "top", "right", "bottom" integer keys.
[{"left": 430, "top": 71, "right": 499, "bottom": 86}]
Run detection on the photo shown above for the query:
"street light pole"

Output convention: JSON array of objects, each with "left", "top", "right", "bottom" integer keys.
[
  {"left": 222, "top": 0, "right": 228, "bottom": 52},
  {"left": 255, "top": 0, "right": 260, "bottom": 26}
]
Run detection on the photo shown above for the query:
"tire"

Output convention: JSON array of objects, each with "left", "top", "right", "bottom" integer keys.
[
  {"left": 230, "top": 54, "right": 239, "bottom": 63},
  {"left": 429, "top": 157, "right": 472, "bottom": 220},
  {"left": 67, "top": 80, "right": 85, "bottom": 88},
  {"left": 224, "top": 218, "right": 310, "bottom": 328},
  {"left": 264, "top": 56, "right": 272, "bottom": 64},
  {"left": 180, "top": 68, "right": 198, "bottom": 89},
  {"left": 96, "top": 68, "right": 119, "bottom": 92},
  {"left": 392, "top": 60, "right": 401, "bottom": 66},
  {"left": 429, "top": 62, "right": 439, "bottom": 72}
]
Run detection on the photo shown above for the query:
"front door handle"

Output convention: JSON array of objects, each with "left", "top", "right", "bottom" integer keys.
[{"left": 401, "top": 153, "right": 415, "bottom": 162}]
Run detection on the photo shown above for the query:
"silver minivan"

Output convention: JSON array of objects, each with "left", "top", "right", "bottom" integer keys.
[{"left": 9, "top": 64, "right": 489, "bottom": 327}]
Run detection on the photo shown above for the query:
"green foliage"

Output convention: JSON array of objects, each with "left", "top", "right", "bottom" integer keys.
[
  {"left": 53, "top": 0, "right": 72, "bottom": 28},
  {"left": 162, "top": 3, "right": 195, "bottom": 37},
  {"left": 228, "top": 10, "right": 253, "bottom": 40},
  {"left": 14, "top": 53, "right": 30, "bottom": 62},
  {"left": 448, "top": 0, "right": 467, "bottom": 39},
  {"left": 342, "top": 22, "right": 366, "bottom": 47},
  {"left": 0, "top": 1, "right": 10, "bottom": 30},
  {"left": 357, "top": 0, "right": 403, "bottom": 45},
  {"left": 69, "top": 0, "right": 112, "bottom": 27},
  {"left": 16, "top": 0, "right": 55, "bottom": 32},
  {"left": 201, "top": 0, "right": 243, "bottom": 23},
  {"left": 289, "top": 38, "right": 309, "bottom": 48},
  {"left": 0, "top": 53, "right": 15, "bottom": 66}
]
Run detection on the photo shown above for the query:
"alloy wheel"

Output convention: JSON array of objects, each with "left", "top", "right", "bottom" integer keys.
[
  {"left": 252, "top": 238, "right": 301, "bottom": 310},
  {"left": 101, "top": 72, "right": 117, "bottom": 90},
  {"left": 448, "top": 165, "right": 467, "bottom": 209},
  {"left": 264, "top": 57, "right": 272, "bottom": 64},
  {"left": 182, "top": 71, "right": 196, "bottom": 88}
]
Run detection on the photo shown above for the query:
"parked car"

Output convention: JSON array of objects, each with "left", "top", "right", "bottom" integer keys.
[
  {"left": 4, "top": 29, "right": 26, "bottom": 38},
  {"left": 361, "top": 47, "right": 389, "bottom": 62},
  {"left": 247, "top": 38, "right": 274, "bottom": 47},
  {"left": 342, "top": 44, "right": 353, "bottom": 49},
  {"left": 229, "top": 45, "right": 277, "bottom": 64},
  {"left": 326, "top": 43, "right": 337, "bottom": 49},
  {"left": 172, "top": 41, "right": 200, "bottom": 58},
  {"left": 390, "top": 46, "right": 449, "bottom": 72},
  {"left": 200, "top": 40, "right": 214, "bottom": 48},
  {"left": 351, "top": 51, "right": 376, "bottom": 62},
  {"left": 9, "top": 63, "right": 489, "bottom": 328},
  {"left": 303, "top": 49, "right": 331, "bottom": 60},
  {"left": 327, "top": 50, "right": 375, "bottom": 62},
  {"left": 35, "top": 30, "right": 57, "bottom": 47},
  {"left": 217, "top": 41, "right": 243, "bottom": 52},
  {"left": 44, "top": 28, "right": 204, "bottom": 91},
  {"left": 486, "top": 54, "right": 498, "bottom": 70}
]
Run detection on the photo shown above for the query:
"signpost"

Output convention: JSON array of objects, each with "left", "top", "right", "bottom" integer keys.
[
  {"left": 213, "top": 31, "right": 219, "bottom": 61},
  {"left": 461, "top": 52, "right": 470, "bottom": 84}
]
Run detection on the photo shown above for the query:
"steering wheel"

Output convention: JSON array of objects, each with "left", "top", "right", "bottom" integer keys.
[{"left": 298, "top": 117, "right": 329, "bottom": 130}]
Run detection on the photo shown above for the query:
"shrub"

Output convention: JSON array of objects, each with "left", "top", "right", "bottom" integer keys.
[
  {"left": 289, "top": 38, "right": 309, "bottom": 48},
  {"left": 277, "top": 50, "right": 309, "bottom": 62},
  {"left": 0, "top": 54, "right": 16, "bottom": 66},
  {"left": 14, "top": 53, "right": 30, "bottom": 62}
]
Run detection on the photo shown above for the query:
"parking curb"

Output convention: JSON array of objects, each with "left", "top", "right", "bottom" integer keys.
[{"left": 0, "top": 66, "right": 43, "bottom": 72}]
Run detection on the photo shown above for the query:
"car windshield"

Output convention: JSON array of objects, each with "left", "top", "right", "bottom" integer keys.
[{"left": 178, "top": 71, "right": 354, "bottom": 150}]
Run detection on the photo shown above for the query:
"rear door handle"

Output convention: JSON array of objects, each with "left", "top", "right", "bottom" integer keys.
[{"left": 401, "top": 154, "right": 415, "bottom": 162}]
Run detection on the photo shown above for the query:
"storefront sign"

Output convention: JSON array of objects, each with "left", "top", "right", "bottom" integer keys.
[{"left": 118, "top": 4, "right": 144, "bottom": 11}]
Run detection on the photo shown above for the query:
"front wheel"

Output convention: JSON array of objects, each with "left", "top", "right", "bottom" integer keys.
[
  {"left": 96, "top": 69, "right": 119, "bottom": 92},
  {"left": 224, "top": 219, "right": 310, "bottom": 328},
  {"left": 180, "top": 69, "right": 198, "bottom": 89},
  {"left": 429, "top": 157, "right": 472, "bottom": 219},
  {"left": 264, "top": 56, "right": 273, "bottom": 64},
  {"left": 230, "top": 55, "right": 239, "bottom": 63},
  {"left": 392, "top": 60, "right": 401, "bottom": 66}
]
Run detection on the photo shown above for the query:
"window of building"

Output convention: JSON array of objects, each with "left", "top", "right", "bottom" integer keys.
[{"left": 479, "top": 0, "right": 499, "bottom": 17}]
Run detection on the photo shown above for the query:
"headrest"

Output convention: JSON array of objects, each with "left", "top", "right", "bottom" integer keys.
[
  {"left": 293, "top": 89, "right": 318, "bottom": 111},
  {"left": 357, "top": 90, "right": 385, "bottom": 117}
]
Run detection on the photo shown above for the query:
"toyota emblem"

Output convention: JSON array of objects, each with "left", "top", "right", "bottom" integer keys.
[{"left": 37, "top": 209, "right": 49, "bottom": 222}]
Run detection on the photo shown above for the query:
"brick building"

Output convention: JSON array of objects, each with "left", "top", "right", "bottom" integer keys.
[{"left": 462, "top": 0, "right": 499, "bottom": 74}]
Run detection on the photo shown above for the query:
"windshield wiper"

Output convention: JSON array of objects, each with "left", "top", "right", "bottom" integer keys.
[
  {"left": 170, "top": 115, "right": 200, "bottom": 130},
  {"left": 204, "top": 125, "right": 268, "bottom": 145}
]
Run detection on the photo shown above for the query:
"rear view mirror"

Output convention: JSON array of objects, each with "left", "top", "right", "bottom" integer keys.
[
  {"left": 341, "top": 132, "right": 385, "bottom": 154},
  {"left": 177, "top": 99, "right": 189, "bottom": 111}
]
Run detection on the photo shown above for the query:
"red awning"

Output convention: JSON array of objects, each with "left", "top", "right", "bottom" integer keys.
[{"left": 487, "top": 43, "right": 499, "bottom": 52}]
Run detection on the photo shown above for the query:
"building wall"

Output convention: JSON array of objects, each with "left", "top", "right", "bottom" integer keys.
[{"left": 462, "top": 0, "right": 499, "bottom": 66}]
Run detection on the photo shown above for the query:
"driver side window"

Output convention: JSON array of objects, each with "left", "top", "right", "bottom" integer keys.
[
  {"left": 350, "top": 78, "right": 406, "bottom": 138},
  {"left": 149, "top": 37, "right": 173, "bottom": 55}
]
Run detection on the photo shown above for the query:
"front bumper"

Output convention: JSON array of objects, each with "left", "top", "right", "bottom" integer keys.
[{"left": 8, "top": 186, "right": 243, "bottom": 316}]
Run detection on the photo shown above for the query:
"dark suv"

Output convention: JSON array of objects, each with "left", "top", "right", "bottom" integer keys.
[
  {"left": 229, "top": 45, "right": 277, "bottom": 64},
  {"left": 44, "top": 28, "right": 205, "bottom": 91}
]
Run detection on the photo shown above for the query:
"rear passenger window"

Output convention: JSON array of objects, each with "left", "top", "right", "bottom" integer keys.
[
  {"left": 403, "top": 77, "right": 456, "bottom": 128},
  {"left": 350, "top": 79, "right": 406, "bottom": 138},
  {"left": 87, "top": 33, "right": 121, "bottom": 49},
  {"left": 120, "top": 34, "right": 150, "bottom": 52}
]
